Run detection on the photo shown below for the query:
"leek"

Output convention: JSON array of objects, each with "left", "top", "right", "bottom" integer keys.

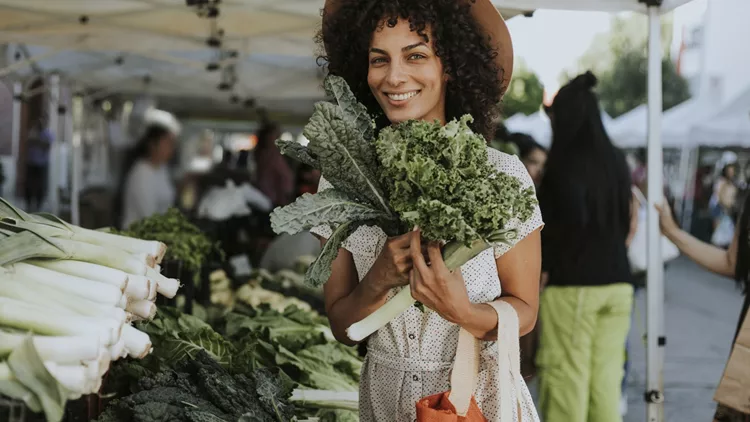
[
  {"left": 146, "top": 266, "right": 180, "bottom": 298},
  {"left": 290, "top": 389, "right": 359, "bottom": 411},
  {"left": 0, "top": 331, "right": 101, "bottom": 364},
  {"left": 124, "top": 274, "right": 151, "bottom": 301},
  {"left": 0, "top": 199, "right": 166, "bottom": 262},
  {"left": 122, "top": 324, "right": 152, "bottom": 359},
  {"left": 126, "top": 299, "right": 157, "bottom": 320},
  {"left": 28, "top": 259, "right": 129, "bottom": 291},
  {"left": 5, "top": 263, "right": 123, "bottom": 307},
  {"left": 0, "top": 227, "right": 148, "bottom": 275},
  {"left": 0, "top": 297, "right": 122, "bottom": 346}
]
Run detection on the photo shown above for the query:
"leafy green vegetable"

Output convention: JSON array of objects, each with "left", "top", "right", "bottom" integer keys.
[
  {"left": 96, "top": 351, "right": 295, "bottom": 422},
  {"left": 376, "top": 115, "right": 537, "bottom": 247},
  {"left": 118, "top": 208, "right": 219, "bottom": 275}
]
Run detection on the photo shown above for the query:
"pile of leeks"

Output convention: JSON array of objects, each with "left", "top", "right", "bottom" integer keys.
[{"left": 0, "top": 198, "right": 181, "bottom": 421}]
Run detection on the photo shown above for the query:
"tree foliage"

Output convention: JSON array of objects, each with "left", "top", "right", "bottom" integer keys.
[
  {"left": 502, "top": 60, "right": 545, "bottom": 118},
  {"left": 562, "top": 14, "right": 691, "bottom": 118}
]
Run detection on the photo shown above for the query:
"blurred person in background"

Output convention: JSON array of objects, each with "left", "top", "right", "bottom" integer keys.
[
  {"left": 511, "top": 132, "right": 547, "bottom": 188},
  {"left": 536, "top": 71, "right": 638, "bottom": 422},
  {"left": 710, "top": 152, "right": 739, "bottom": 248},
  {"left": 260, "top": 164, "right": 322, "bottom": 273},
  {"left": 656, "top": 195, "right": 750, "bottom": 422},
  {"left": 24, "top": 116, "right": 53, "bottom": 212},
  {"left": 116, "top": 124, "right": 178, "bottom": 229},
  {"left": 253, "top": 121, "right": 294, "bottom": 207}
]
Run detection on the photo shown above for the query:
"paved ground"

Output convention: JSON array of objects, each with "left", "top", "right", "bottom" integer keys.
[{"left": 529, "top": 257, "right": 745, "bottom": 422}]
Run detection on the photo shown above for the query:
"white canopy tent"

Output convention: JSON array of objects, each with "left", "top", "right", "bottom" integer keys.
[
  {"left": 692, "top": 85, "right": 750, "bottom": 147},
  {"left": 505, "top": 110, "right": 615, "bottom": 148},
  {"left": 609, "top": 96, "right": 722, "bottom": 148}
]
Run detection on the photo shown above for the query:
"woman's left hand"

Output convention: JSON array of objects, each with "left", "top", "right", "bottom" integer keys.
[{"left": 409, "top": 228, "right": 471, "bottom": 324}]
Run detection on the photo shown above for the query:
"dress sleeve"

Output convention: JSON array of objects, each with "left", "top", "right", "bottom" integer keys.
[{"left": 488, "top": 151, "right": 544, "bottom": 259}]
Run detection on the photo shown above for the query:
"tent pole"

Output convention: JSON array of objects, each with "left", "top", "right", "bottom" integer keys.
[
  {"left": 645, "top": 5, "right": 666, "bottom": 422},
  {"left": 10, "top": 81, "right": 22, "bottom": 198},
  {"left": 47, "top": 73, "right": 60, "bottom": 215}
]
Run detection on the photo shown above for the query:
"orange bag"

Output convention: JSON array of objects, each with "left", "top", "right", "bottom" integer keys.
[{"left": 415, "top": 301, "right": 531, "bottom": 422}]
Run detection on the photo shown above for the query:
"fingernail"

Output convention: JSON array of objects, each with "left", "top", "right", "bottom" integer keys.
[{"left": 412, "top": 225, "right": 419, "bottom": 232}]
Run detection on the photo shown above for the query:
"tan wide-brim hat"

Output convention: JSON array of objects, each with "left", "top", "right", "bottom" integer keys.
[{"left": 322, "top": 0, "right": 514, "bottom": 98}]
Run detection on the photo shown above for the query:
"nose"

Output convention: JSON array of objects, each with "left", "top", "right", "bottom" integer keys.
[{"left": 385, "top": 60, "right": 408, "bottom": 87}]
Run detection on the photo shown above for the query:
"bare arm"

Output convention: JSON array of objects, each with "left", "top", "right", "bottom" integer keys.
[
  {"left": 457, "top": 228, "right": 542, "bottom": 340},
  {"left": 656, "top": 203, "right": 738, "bottom": 278},
  {"left": 320, "top": 232, "right": 414, "bottom": 346},
  {"left": 626, "top": 191, "right": 639, "bottom": 248}
]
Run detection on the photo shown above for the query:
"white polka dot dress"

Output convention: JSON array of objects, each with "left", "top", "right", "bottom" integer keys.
[{"left": 311, "top": 148, "right": 543, "bottom": 422}]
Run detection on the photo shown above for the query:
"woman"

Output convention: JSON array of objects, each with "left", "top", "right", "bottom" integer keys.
[
  {"left": 253, "top": 121, "right": 294, "bottom": 207},
  {"left": 656, "top": 199, "right": 750, "bottom": 422},
  {"left": 535, "top": 71, "right": 638, "bottom": 422},
  {"left": 117, "top": 124, "right": 177, "bottom": 229},
  {"left": 710, "top": 154, "right": 739, "bottom": 248},
  {"left": 511, "top": 133, "right": 547, "bottom": 188},
  {"left": 312, "top": 1, "right": 543, "bottom": 421}
]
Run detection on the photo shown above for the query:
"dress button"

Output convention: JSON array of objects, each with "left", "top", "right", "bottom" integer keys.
[
  {"left": 408, "top": 333, "right": 416, "bottom": 340},
  {"left": 413, "top": 375, "right": 419, "bottom": 382}
]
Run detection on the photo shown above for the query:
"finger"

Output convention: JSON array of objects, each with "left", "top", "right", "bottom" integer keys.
[
  {"left": 392, "top": 231, "right": 415, "bottom": 249},
  {"left": 409, "top": 268, "right": 420, "bottom": 300},
  {"left": 426, "top": 242, "right": 449, "bottom": 273},
  {"left": 410, "top": 228, "right": 432, "bottom": 278}
]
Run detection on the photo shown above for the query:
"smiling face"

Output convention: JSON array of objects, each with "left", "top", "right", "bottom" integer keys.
[{"left": 367, "top": 18, "right": 447, "bottom": 125}]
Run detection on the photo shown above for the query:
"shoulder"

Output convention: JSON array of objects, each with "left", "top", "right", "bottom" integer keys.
[{"left": 486, "top": 147, "right": 535, "bottom": 190}]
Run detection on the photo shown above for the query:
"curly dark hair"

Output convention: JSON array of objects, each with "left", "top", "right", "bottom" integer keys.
[{"left": 316, "top": 0, "right": 504, "bottom": 142}]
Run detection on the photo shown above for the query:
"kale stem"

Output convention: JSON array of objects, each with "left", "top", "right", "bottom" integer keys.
[{"left": 442, "top": 239, "right": 491, "bottom": 270}]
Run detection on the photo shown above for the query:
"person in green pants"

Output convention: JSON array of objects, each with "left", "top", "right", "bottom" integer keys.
[{"left": 535, "top": 71, "right": 639, "bottom": 422}]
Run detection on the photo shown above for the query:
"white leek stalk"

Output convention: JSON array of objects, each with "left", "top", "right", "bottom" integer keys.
[
  {"left": 59, "top": 226, "right": 166, "bottom": 264},
  {"left": 146, "top": 266, "right": 180, "bottom": 298},
  {"left": 0, "top": 297, "right": 122, "bottom": 346},
  {"left": 107, "top": 337, "right": 126, "bottom": 360},
  {"left": 122, "top": 325, "right": 152, "bottom": 359},
  {"left": 6, "top": 263, "right": 123, "bottom": 306},
  {"left": 124, "top": 274, "right": 151, "bottom": 301},
  {"left": 117, "top": 294, "right": 129, "bottom": 309},
  {"left": 0, "top": 331, "right": 101, "bottom": 364},
  {"left": 28, "top": 259, "right": 128, "bottom": 291},
  {"left": 126, "top": 300, "right": 157, "bottom": 320},
  {"left": 0, "top": 279, "right": 127, "bottom": 324},
  {"left": 44, "top": 362, "right": 93, "bottom": 395},
  {"left": 290, "top": 389, "right": 359, "bottom": 411},
  {"left": 346, "top": 288, "right": 415, "bottom": 342}
]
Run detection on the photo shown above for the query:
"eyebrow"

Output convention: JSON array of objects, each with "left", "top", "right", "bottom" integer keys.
[{"left": 369, "top": 42, "right": 428, "bottom": 55}]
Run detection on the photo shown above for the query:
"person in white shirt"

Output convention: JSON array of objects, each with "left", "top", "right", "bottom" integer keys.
[{"left": 117, "top": 124, "right": 177, "bottom": 229}]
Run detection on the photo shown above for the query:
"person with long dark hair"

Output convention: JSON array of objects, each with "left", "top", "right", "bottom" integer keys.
[
  {"left": 656, "top": 198, "right": 750, "bottom": 422},
  {"left": 535, "top": 71, "right": 638, "bottom": 422},
  {"left": 117, "top": 124, "right": 177, "bottom": 229}
]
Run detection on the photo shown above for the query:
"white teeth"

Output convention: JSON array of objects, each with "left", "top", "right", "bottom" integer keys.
[{"left": 387, "top": 91, "right": 418, "bottom": 101}]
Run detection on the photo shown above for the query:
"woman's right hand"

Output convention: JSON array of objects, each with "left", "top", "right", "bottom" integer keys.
[
  {"left": 655, "top": 202, "right": 679, "bottom": 236},
  {"left": 365, "top": 232, "right": 416, "bottom": 292}
]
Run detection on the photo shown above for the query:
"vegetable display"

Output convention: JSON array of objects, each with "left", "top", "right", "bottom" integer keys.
[
  {"left": 117, "top": 208, "right": 219, "bottom": 277},
  {"left": 101, "top": 298, "right": 361, "bottom": 421},
  {"left": 270, "top": 76, "right": 537, "bottom": 341},
  {"left": 0, "top": 198, "right": 182, "bottom": 422}
]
